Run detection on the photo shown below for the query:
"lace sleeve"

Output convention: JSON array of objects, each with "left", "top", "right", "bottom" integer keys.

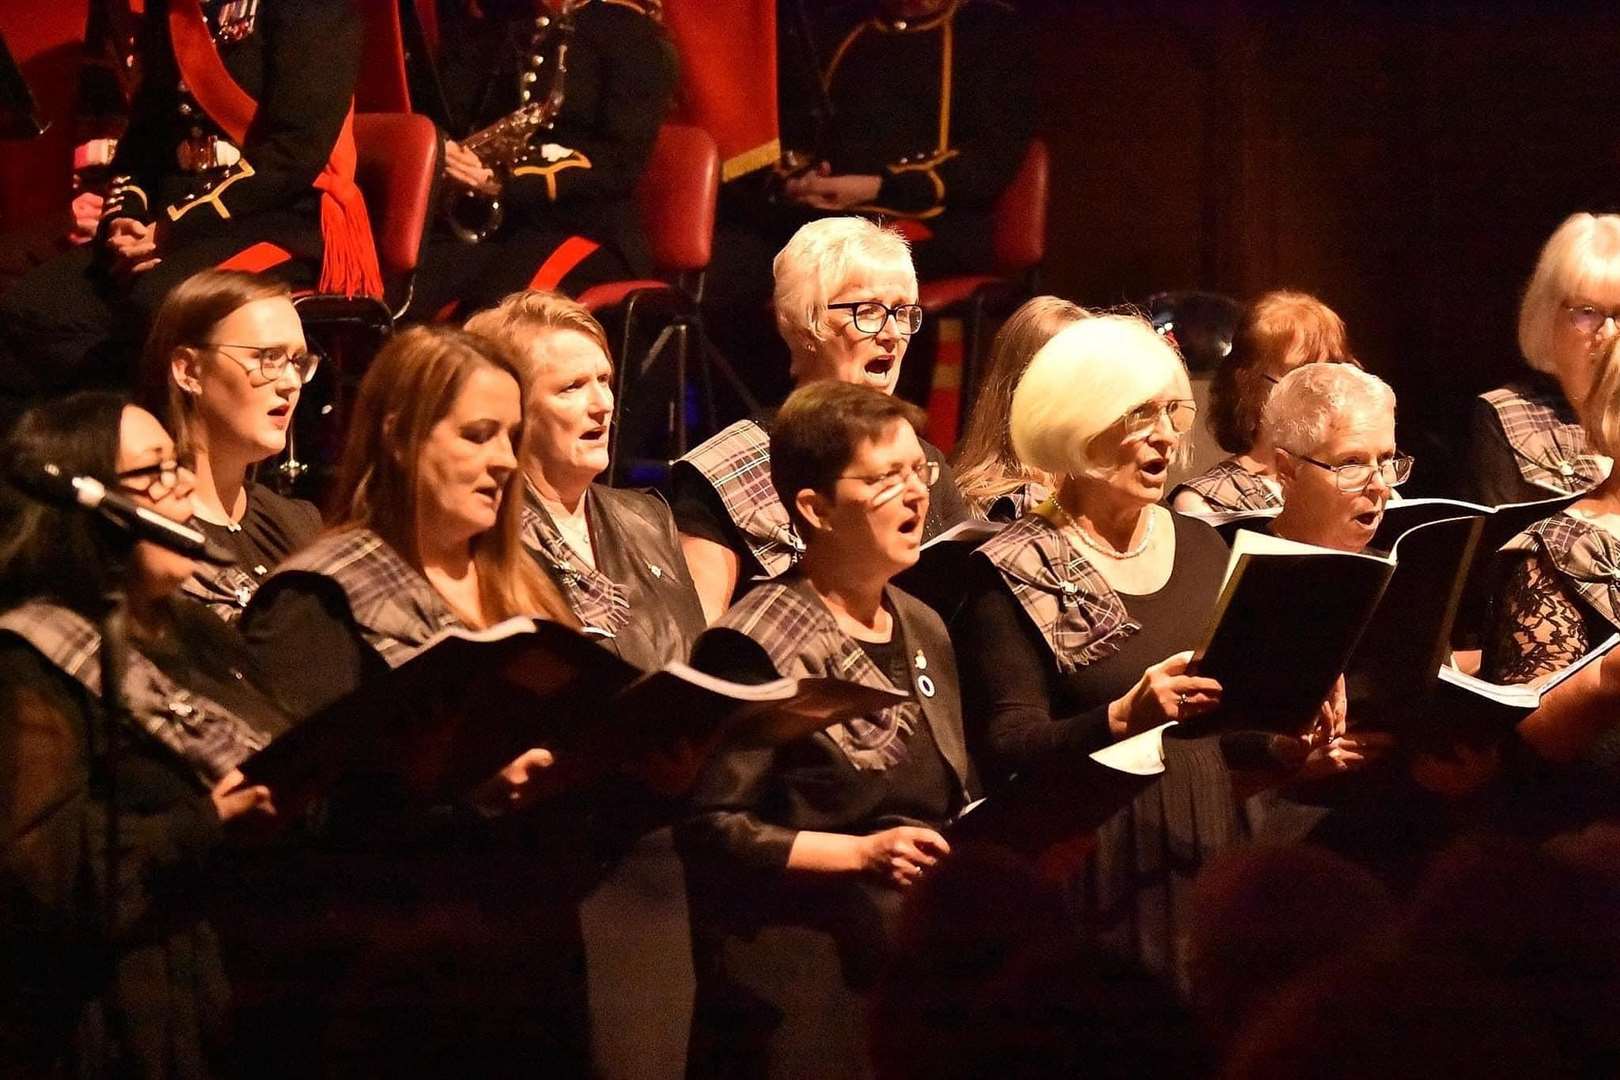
[{"left": 1484, "top": 551, "right": 1591, "bottom": 684}]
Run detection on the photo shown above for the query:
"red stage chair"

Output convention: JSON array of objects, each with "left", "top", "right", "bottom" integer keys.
[
  {"left": 916, "top": 138, "right": 1049, "bottom": 437},
  {"left": 575, "top": 123, "right": 752, "bottom": 480}
]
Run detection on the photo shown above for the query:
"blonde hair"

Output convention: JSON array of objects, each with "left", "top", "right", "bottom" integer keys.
[
  {"left": 1518, "top": 213, "right": 1620, "bottom": 375},
  {"left": 327, "top": 325, "right": 575, "bottom": 628},
  {"left": 462, "top": 289, "right": 613, "bottom": 385},
  {"left": 138, "top": 268, "right": 293, "bottom": 457},
  {"left": 772, "top": 216, "right": 916, "bottom": 375},
  {"left": 954, "top": 296, "right": 1088, "bottom": 511},
  {"left": 1580, "top": 334, "right": 1620, "bottom": 458},
  {"left": 1262, "top": 363, "right": 1396, "bottom": 457},
  {"left": 1210, "top": 290, "right": 1358, "bottom": 454},
  {"left": 1011, "top": 314, "right": 1192, "bottom": 479}
]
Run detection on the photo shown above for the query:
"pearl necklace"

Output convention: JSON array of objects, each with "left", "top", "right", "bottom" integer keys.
[{"left": 1055, "top": 500, "right": 1155, "bottom": 560}]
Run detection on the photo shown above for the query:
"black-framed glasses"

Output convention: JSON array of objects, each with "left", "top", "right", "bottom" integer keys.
[
  {"left": 201, "top": 342, "right": 322, "bottom": 384},
  {"left": 1120, "top": 398, "right": 1198, "bottom": 438},
  {"left": 827, "top": 301, "right": 925, "bottom": 336},
  {"left": 838, "top": 458, "right": 940, "bottom": 493},
  {"left": 116, "top": 456, "right": 195, "bottom": 501},
  {"left": 1563, "top": 303, "right": 1620, "bottom": 337},
  {"left": 1296, "top": 451, "right": 1413, "bottom": 492}
]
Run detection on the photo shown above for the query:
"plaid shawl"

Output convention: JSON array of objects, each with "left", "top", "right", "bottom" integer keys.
[
  {"left": 975, "top": 510, "right": 1141, "bottom": 674},
  {"left": 1502, "top": 512, "right": 1620, "bottom": 632},
  {"left": 1482, "top": 382, "right": 1608, "bottom": 495},
  {"left": 1170, "top": 458, "right": 1283, "bottom": 513},
  {"left": 275, "top": 528, "right": 463, "bottom": 669},
  {"left": 182, "top": 561, "right": 263, "bottom": 624},
  {"left": 719, "top": 577, "right": 921, "bottom": 770},
  {"left": 0, "top": 601, "right": 268, "bottom": 786},
  {"left": 680, "top": 419, "right": 803, "bottom": 578},
  {"left": 519, "top": 480, "right": 630, "bottom": 635},
  {"left": 981, "top": 480, "right": 1054, "bottom": 525}
]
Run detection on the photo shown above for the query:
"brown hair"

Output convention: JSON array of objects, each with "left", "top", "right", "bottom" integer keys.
[
  {"left": 953, "top": 296, "right": 1086, "bottom": 514},
  {"left": 770, "top": 380, "right": 926, "bottom": 536},
  {"left": 1208, "top": 290, "right": 1358, "bottom": 454},
  {"left": 462, "top": 289, "right": 613, "bottom": 383},
  {"left": 326, "top": 325, "right": 574, "bottom": 628},
  {"left": 137, "top": 268, "right": 292, "bottom": 456}
]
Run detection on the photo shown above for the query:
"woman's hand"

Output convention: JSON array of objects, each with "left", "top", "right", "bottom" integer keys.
[
  {"left": 1108, "top": 650, "right": 1222, "bottom": 738},
  {"left": 69, "top": 191, "right": 104, "bottom": 244},
  {"left": 443, "top": 139, "right": 500, "bottom": 196},
  {"left": 211, "top": 768, "right": 275, "bottom": 824},
  {"left": 1295, "top": 731, "right": 1395, "bottom": 782},
  {"left": 469, "top": 746, "right": 556, "bottom": 816},
  {"left": 858, "top": 825, "right": 950, "bottom": 889}
]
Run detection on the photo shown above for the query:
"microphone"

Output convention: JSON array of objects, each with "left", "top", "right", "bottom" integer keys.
[{"left": 8, "top": 459, "right": 238, "bottom": 567}]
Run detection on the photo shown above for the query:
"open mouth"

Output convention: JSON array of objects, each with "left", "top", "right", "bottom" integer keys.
[
  {"left": 863, "top": 355, "right": 896, "bottom": 386},
  {"left": 580, "top": 425, "right": 608, "bottom": 444},
  {"left": 897, "top": 507, "right": 923, "bottom": 539},
  {"left": 474, "top": 482, "right": 501, "bottom": 506},
  {"left": 1140, "top": 458, "right": 1168, "bottom": 480},
  {"left": 1353, "top": 508, "right": 1382, "bottom": 529},
  {"left": 268, "top": 403, "right": 291, "bottom": 425}
]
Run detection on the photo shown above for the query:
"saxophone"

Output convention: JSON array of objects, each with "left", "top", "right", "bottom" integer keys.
[{"left": 442, "top": 5, "right": 577, "bottom": 245}]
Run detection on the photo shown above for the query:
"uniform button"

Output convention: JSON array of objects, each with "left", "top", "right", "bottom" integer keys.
[
  {"left": 178, "top": 102, "right": 193, "bottom": 117},
  {"left": 1559, "top": 462, "right": 1575, "bottom": 478}
]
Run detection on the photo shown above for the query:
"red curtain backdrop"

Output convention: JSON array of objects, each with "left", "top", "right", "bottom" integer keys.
[{"left": 662, "top": 0, "right": 777, "bottom": 182}]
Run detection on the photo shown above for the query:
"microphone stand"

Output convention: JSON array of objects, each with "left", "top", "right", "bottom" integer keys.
[{"left": 93, "top": 560, "right": 130, "bottom": 953}]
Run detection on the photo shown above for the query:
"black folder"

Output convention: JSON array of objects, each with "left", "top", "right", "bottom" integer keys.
[{"left": 238, "top": 618, "right": 909, "bottom": 802}]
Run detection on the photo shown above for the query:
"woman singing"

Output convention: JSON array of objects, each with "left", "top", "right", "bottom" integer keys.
[{"left": 139, "top": 269, "right": 322, "bottom": 621}]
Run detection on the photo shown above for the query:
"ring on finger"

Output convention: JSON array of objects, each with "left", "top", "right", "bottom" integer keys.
[{"left": 1177, "top": 691, "right": 1188, "bottom": 710}]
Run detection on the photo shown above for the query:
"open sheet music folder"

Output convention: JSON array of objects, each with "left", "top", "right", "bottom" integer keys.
[{"left": 239, "top": 617, "right": 910, "bottom": 801}]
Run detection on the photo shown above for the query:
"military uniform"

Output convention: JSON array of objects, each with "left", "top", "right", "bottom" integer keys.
[
  {"left": 0, "top": 0, "right": 374, "bottom": 425},
  {"left": 410, "top": 0, "right": 678, "bottom": 317}
]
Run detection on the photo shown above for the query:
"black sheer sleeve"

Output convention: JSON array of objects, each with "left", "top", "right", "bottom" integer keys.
[
  {"left": 1483, "top": 551, "right": 1591, "bottom": 685},
  {"left": 953, "top": 560, "right": 1113, "bottom": 780}
]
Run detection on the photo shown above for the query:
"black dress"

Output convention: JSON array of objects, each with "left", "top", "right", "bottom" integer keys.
[
  {"left": 0, "top": 598, "right": 288, "bottom": 1080},
  {"left": 680, "top": 583, "right": 971, "bottom": 1080},
  {"left": 955, "top": 512, "right": 1242, "bottom": 978},
  {"left": 185, "top": 483, "right": 321, "bottom": 622}
]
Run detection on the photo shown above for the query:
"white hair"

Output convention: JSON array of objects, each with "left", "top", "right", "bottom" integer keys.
[
  {"left": 772, "top": 217, "right": 917, "bottom": 369},
  {"left": 1010, "top": 314, "right": 1191, "bottom": 478},
  {"left": 1262, "top": 362, "right": 1396, "bottom": 456},
  {"left": 1518, "top": 213, "right": 1620, "bottom": 375}
]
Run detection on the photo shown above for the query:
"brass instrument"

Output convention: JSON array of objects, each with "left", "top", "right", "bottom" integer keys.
[{"left": 443, "top": 6, "right": 577, "bottom": 245}]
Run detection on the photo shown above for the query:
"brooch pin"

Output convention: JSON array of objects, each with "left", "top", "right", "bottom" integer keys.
[
  {"left": 648, "top": 562, "right": 663, "bottom": 579},
  {"left": 914, "top": 649, "right": 936, "bottom": 698}
]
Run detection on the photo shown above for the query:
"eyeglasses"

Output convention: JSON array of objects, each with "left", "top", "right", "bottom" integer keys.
[
  {"left": 838, "top": 458, "right": 940, "bottom": 495},
  {"left": 1295, "top": 451, "right": 1414, "bottom": 492},
  {"left": 1564, "top": 303, "right": 1620, "bottom": 337},
  {"left": 116, "top": 456, "right": 196, "bottom": 501},
  {"left": 201, "top": 342, "right": 322, "bottom": 384},
  {"left": 1120, "top": 399, "right": 1198, "bottom": 438},
  {"left": 826, "top": 301, "right": 925, "bottom": 336}
]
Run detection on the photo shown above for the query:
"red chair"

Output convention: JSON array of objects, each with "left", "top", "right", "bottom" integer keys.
[
  {"left": 575, "top": 123, "right": 750, "bottom": 480},
  {"left": 916, "top": 138, "right": 1049, "bottom": 431},
  {"left": 287, "top": 112, "right": 440, "bottom": 488}
]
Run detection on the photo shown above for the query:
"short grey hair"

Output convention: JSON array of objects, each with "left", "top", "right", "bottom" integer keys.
[
  {"left": 1011, "top": 314, "right": 1192, "bottom": 479},
  {"left": 772, "top": 216, "right": 917, "bottom": 368},
  {"left": 1263, "top": 363, "right": 1396, "bottom": 456}
]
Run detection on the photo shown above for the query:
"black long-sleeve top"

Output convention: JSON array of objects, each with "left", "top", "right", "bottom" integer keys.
[
  {"left": 105, "top": 0, "right": 361, "bottom": 244},
  {"left": 954, "top": 513, "right": 1229, "bottom": 782}
]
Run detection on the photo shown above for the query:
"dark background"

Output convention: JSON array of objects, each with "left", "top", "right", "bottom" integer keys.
[{"left": 1024, "top": 1, "right": 1619, "bottom": 490}]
